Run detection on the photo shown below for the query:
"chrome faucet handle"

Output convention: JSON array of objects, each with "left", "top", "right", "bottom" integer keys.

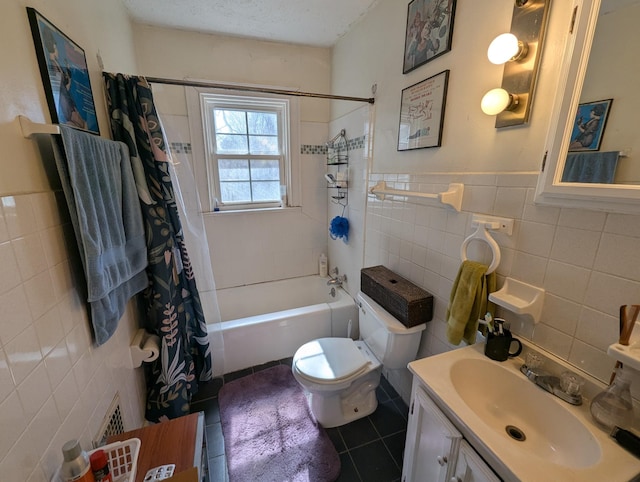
[
  {"left": 525, "top": 352, "right": 543, "bottom": 370},
  {"left": 560, "top": 371, "right": 585, "bottom": 397}
]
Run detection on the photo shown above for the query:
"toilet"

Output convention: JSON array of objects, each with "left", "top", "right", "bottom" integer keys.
[{"left": 292, "top": 291, "right": 426, "bottom": 428}]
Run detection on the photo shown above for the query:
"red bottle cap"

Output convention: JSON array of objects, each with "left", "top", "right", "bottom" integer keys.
[{"left": 90, "top": 449, "right": 108, "bottom": 470}]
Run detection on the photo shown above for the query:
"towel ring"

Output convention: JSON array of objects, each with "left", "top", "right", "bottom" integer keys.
[{"left": 460, "top": 224, "right": 501, "bottom": 274}]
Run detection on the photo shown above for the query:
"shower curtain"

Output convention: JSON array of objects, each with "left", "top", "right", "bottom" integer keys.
[{"left": 103, "top": 73, "right": 214, "bottom": 422}]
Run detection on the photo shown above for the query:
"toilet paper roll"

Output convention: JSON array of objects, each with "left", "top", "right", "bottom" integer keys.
[
  {"left": 130, "top": 330, "right": 161, "bottom": 368},
  {"left": 141, "top": 334, "right": 160, "bottom": 363}
]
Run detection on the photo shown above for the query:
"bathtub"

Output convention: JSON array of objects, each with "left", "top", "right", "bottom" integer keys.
[{"left": 210, "top": 276, "right": 358, "bottom": 374}]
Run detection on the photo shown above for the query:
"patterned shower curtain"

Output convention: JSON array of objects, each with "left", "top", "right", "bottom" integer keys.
[{"left": 103, "top": 73, "right": 213, "bottom": 422}]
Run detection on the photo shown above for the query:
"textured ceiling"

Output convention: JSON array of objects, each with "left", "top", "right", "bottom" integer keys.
[{"left": 122, "top": 0, "right": 380, "bottom": 47}]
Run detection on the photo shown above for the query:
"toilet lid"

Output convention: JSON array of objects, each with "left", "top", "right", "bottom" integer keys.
[{"left": 295, "top": 338, "right": 369, "bottom": 382}]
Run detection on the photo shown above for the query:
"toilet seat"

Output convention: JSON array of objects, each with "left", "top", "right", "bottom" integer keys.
[{"left": 294, "top": 338, "right": 370, "bottom": 384}]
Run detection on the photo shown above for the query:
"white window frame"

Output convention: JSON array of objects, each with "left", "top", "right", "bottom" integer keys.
[{"left": 187, "top": 87, "right": 300, "bottom": 212}]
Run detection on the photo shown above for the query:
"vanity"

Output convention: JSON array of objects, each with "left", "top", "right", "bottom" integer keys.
[{"left": 401, "top": 342, "right": 640, "bottom": 482}]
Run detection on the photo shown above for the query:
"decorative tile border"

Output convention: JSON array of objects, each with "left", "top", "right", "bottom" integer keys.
[
  {"left": 166, "top": 135, "right": 366, "bottom": 156},
  {"left": 301, "top": 135, "right": 366, "bottom": 155},
  {"left": 301, "top": 144, "right": 328, "bottom": 155},
  {"left": 169, "top": 142, "right": 192, "bottom": 154}
]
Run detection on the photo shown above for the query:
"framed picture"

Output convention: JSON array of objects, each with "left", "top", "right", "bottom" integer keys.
[
  {"left": 27, "top": 7, "right": 99, "bottom": 134},
  {"left": 403, "top": 0, "right": 457, "bottom": 74},
  {"left": 398, "top": 70, "right": 449, "bottom": 150},
  {"left": 568, "top": 99, "right": 613, "bottom": 152}
]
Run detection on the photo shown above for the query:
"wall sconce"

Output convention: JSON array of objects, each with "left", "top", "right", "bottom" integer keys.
[{"left": 481, "top": 0, "right": 551, "bottom": 128}]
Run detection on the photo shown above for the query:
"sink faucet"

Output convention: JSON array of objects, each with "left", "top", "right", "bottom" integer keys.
[
  {"left": 327, "top": 267, "right": 347, "bottom": 287},
  {"left": 520, "top": 353, "right": 584, "bottom": 406}
]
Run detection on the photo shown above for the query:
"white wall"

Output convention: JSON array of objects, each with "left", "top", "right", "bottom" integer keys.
[
  {"left": 332, "top": 0, "right": 640, "bottom": 401},
  {"left": 133, "top": 26, "right": 332, "bottom": 288},
  {"left": 0, "top": 0, "right": 146, "bottom": 480}
]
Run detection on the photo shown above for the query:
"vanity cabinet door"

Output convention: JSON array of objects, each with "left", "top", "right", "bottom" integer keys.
[
  {"left": 402, "top": 387, "right": 462, "bottom": 482},
  {"left": 450, "top": 441, "right": 501, "bottom": 482}
]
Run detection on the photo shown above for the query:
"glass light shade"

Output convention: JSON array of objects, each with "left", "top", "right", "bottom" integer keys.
[
  {"left": 481, "top": 88, "right": 512, "bottom": 115},
  {"left": 487, "top": 33, "right": 522, "bottom": 64}
]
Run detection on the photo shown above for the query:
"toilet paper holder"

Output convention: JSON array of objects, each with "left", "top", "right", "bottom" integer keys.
[{"left": 129, "top": 329, "right": 160, "bottom": 368}]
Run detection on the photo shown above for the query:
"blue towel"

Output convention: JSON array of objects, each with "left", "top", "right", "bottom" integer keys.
[
  {"left": 562, "top": 151, "right": 619, "bottom": 183},
  {"left": 52, "top": 126, "right": 148, "bottom": 345}
]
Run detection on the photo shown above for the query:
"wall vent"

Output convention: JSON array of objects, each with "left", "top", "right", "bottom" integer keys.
[{"left": 93, "top": 393, "right": 125, "bottom": 448}]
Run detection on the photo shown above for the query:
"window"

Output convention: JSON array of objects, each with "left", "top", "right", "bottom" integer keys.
[{"left": 199, "top": 92, "right": 298, "bottom": 211}]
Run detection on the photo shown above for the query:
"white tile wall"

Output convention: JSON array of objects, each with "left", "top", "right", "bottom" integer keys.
[
  {"left": 363, "top": 173, "right": 640, "bottom": 397},
  {"left": 0, "top": 193, "right": 146, "bottom": 481}
]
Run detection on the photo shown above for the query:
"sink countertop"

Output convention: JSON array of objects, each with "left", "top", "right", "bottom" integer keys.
[{"left": 408, "top": 343, "right": 640, "bottom": 482}]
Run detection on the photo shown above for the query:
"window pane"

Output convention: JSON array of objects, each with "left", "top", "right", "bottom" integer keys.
[
  {"left": 220, "top": 182, "right": 251, "bottom": 202},
  {"left": 214, "top": 110, "right": 246, "bottom": 134},
  {"left": 218, "top": 159, "right": 249, "bottom": 181},
  {"left": 252, "top": 181, "right": 281, "bottom": 201},
  {"left": 250, "top": 160, "right": 280, "bottom": 180},
  {"left": 249, "top": 135, "right": 279, "bottom": 155},
  {"left": 216, "top": 134, "right": 248, "bottom": 154},
  {"left": 248, "top": 111, "right": 278, "bottom": 135}
]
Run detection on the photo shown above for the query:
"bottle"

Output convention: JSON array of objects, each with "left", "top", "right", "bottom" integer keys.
[
  {"left": 59, "top": 440, "right": 95, "bottom": 482},
  {"left": 319, "top": 253, "right": 328, "bottom": 277},
  {"left": 590, "top": 365, "right": 635, "bottom": 431},
  {"left": 89, "top": 449, "right": 113, "bottom": 482}
]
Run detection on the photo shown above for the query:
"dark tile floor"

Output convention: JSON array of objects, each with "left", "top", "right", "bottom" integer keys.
[{"left": 190, "top": 357, "right": 409, "bottom": 482}]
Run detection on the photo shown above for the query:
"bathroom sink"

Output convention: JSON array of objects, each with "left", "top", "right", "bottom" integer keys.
[
  {"left": 449, "top": 357, "right": 601, "bottom": 469},
  {"left": 408, "top": 342, "right": 640, "bottom": 481}
]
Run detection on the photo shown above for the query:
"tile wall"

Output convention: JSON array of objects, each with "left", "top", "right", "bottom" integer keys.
[
  {"left": 363, "top": 172, "right": 640, "bottom": 400},
  {"left": 0, "top": 192, "right": 146, "bottom": 481}
]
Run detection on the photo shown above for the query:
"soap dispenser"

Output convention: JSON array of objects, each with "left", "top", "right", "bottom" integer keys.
[{"left": 590, "top": 364, "right": 635, "bottom": 431}]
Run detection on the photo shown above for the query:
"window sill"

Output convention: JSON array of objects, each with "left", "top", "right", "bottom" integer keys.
[{"left": 203, "top": 206, "right": 302, "bottom": 217}]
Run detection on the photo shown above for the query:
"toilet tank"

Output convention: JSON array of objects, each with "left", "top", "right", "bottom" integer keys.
[{"left": 356, "top": 291, "right": 426, "bottom": 369}]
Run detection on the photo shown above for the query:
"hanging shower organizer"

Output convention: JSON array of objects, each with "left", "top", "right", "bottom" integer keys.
[{"left": 326, "top": 129, "right": 348, "bottom": 206}]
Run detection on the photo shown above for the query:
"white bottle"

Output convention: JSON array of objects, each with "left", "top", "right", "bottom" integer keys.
[{"left": 319, "top": 254, "right": 328, "bottom": 277}]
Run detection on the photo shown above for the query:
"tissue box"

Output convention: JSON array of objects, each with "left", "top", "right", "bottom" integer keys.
[{"left": 361, "top": 266, "right": 433, "bottom": 328}]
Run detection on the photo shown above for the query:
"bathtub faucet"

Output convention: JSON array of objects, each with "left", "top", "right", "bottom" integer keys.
[{"left": 327, "top": 267, "right": 347, "bottom": 287}]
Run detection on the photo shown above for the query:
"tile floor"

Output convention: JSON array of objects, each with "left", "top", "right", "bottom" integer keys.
[{"left": 190, "top": 357, "right": 409, "bottom": 482}]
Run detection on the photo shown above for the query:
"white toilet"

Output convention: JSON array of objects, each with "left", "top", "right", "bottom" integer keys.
[{"left": 292, "top": 291, "right": 426, "bottom": 428}]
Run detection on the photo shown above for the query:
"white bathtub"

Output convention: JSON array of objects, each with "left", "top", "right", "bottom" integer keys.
[{"left": 210, "top": 276, "right": 358, "bottom": 374}]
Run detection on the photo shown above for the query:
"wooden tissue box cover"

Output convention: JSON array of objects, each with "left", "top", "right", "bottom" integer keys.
[{"left": 361, "top": 266, "right": 433, "bottom": 328}]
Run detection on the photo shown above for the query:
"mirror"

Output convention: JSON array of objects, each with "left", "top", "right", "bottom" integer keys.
[{"left": 535, "top": 0, "right": 640, "bottom": 213}]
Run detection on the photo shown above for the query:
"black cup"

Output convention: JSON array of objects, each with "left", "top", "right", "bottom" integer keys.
[{"left": 484, "top": 329, "right": 523, "bottom": 362}]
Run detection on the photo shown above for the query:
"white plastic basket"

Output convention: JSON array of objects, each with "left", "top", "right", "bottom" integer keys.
[{"left": 53, "top": 438, "right": 140, "bottom": 482}]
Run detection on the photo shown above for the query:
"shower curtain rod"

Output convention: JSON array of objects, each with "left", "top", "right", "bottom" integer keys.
[{"left": 144, "top": 76, "right": 375, "bottom": 104}]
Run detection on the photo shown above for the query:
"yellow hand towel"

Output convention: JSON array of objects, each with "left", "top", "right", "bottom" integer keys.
[{"left": 446, "top": 260, "right": 496, "bottom": 345}]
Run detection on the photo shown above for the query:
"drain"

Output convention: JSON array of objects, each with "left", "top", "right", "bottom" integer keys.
[{"left": 505, "top": 425, "right": 526, "bottom": 442}]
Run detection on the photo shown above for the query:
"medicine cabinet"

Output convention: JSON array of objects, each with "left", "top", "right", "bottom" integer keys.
[{"left": 534, "top": 0, "right": 640, "bottom": 214}]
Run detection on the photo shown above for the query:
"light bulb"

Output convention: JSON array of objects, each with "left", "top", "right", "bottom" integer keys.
[
  {"left": 487, "top": 33, "right": 527, "bottom": 64},
  {"left": 481, "top": 88, "right": 518, "bottom": 115}
]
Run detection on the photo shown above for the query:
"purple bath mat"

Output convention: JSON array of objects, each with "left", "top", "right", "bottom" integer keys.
[{"left": 218, "top": 364, "right": 341, "bottom": 482}]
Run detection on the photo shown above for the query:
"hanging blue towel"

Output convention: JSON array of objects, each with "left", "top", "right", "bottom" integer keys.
[
  {"left": 562, "top": 151, "right": 619, "bottom": 183},
  {"left": 52, "top": 126, "right": 148, "bottom": 345}
]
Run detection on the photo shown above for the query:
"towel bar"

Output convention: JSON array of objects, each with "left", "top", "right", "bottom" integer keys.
[
  {"left": 18, "top": 115, "right": 60, "bottom": 138},
  {"left": 368, "top": 181, "right": 464, "bottom": 212}
]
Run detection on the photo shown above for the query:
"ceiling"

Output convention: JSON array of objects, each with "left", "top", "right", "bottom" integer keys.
[{"left": 121, "top": 0, "right": 380, "bottom": 47}]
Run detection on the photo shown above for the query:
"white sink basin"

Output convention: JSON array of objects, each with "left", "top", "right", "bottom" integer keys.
[
  {"left": 450, "top": 357, "right": 601, "bottom": 468},
  {"left": 408, "top": 342, "right": 640, "bottom": 481}
]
